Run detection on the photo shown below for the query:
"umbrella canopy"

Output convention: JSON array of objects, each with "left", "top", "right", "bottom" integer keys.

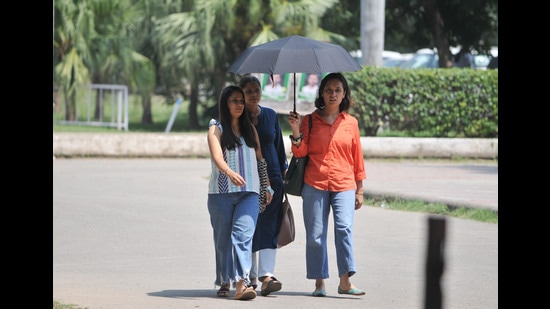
[
  {"left": 227, "top": 35, "right": 362, "bottom": 112},
  {"left": 228, "top": 35, "right": 361, "bottom": 74}
]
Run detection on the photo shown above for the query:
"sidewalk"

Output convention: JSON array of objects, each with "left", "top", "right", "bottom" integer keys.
[
  {"left": 363, "top": 159, "right": 498, "bottom": 212},
  {"left": 53, "top": 158, "right": 498, "bottom": 309}
]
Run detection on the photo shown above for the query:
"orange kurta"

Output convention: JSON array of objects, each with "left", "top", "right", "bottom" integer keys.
[{"left": 291, "top": 111, "right": 366, "bottom": 192}]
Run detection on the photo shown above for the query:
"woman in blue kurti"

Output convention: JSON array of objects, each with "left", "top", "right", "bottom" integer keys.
[{"left": 239, "top": 76, "right": 288, "bottom": 296}]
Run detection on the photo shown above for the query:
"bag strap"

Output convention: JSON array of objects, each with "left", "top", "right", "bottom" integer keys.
[{"left": 307, "top": 113, "right": 312, "bottom": 134}]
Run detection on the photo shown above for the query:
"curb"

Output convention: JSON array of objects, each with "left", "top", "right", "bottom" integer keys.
[{"left": 53, "top": 133, "right": 498, "bottom": 159}]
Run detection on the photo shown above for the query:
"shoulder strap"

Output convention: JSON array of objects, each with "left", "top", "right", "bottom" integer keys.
[{"left": 308, "top": 113, "right": 312, "bottom": 133}]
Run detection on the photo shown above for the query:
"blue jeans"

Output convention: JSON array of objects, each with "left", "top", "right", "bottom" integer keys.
[
  {"left": 301, "top": 183, "right": 357, "bottom": 279},
  {"left": 208, "top": 192, "right": 259, "bottom": 286}
]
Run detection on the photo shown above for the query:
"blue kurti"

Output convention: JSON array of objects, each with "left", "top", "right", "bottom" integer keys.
[{"left": 252, "top": 106, "right": 288, "bottom": 251}]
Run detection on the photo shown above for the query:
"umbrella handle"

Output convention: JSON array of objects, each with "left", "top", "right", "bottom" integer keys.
[{"left": 293, "top": 73, "right": 296, "bottom": 113}]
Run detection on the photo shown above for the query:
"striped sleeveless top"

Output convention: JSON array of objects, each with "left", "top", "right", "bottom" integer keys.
[{"left": 208, "top": 119, "right": 260, "bottom": 195}]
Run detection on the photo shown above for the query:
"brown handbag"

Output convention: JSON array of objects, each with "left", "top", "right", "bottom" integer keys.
[{"left": 277, "top": 193, "right": 295, "bottom": 248}]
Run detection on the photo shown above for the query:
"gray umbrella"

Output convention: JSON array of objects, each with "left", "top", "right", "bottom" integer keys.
[{"left": 227, "top": 35, "right": 362, "bottom": 112}]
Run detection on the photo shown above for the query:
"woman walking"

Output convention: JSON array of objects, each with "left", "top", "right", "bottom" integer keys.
[
  {"left": 287, "top": 72, "right": 366, "bottom": 297},
  {"left": 207, "top": 85, "right": 273, "bottom": 300},
  {"left": 239, "top": 75, "right": 288, "bottom": 296}
]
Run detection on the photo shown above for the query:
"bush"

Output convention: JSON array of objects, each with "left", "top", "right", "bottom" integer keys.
[{"left": 347, "top": 67, "right": 498, "bottom": 137}]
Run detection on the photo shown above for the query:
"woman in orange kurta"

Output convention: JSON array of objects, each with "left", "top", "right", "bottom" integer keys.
[{"left": 287, "top": 72, "right": 366, "bottom": 297}]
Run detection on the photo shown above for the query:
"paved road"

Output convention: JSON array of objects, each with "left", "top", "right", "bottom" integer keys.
[{"left": 53, "top": 158, "right": 498, "bottom": 309}]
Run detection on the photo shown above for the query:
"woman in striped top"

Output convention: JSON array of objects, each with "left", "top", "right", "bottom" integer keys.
[{"left": 207, "top": 85, "right": 273, "bottom": 300}]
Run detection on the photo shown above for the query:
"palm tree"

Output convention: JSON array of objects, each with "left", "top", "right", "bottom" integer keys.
[
  {"left": 54, "top": 0, "right": 156, "bottom": 124},
  {"left": 85, "top": 0, "right": 156, "bottom": 123},
  {"left": 154, "top": 0, "right": 341, "bottom": 130},
  {"left": 54, "top": 0, "right": 93, "bottom": 121}
]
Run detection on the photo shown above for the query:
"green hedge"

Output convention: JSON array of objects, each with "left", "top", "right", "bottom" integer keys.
[{"left": 347, "top": 67, "right": 498, "bottom": 138}]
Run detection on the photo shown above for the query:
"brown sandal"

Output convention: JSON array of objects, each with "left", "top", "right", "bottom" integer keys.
[{"left": 234, "top": 286, "right": 256, "bottom": 300}]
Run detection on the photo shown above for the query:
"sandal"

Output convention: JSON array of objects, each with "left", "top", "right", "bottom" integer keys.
[
  {"left": 337, "top": 286, "right": 365, "bottom": 296},
  {"left": 260, "top": 277, "right": 282, "bottom": 296},
  {"left": 234, "top": 286, "right": 256, "bottom": 300},
  {"left": 217, "top": 283, "right": 230, "bottom": 297},
  {"left": 312, "top": 289, "right": 327, "bottom": 297}
]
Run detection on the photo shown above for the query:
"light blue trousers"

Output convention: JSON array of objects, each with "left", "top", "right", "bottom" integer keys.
[
  {"left": 250, "top": 249, "right": 277, "bottom": 280},
  {"left": 301, "top": 183, "right": 357, "bottom": 279},
  {"left": 208, "top": 192, "right": 259, "bottom": 287}
]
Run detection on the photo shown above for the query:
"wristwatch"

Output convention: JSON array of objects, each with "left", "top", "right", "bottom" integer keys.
[
  {"left": 289, "top": 133, "right": 303, "bottom": 142},
  {"left": 266, "top": 186, "right": 275, "bottom": 195}
]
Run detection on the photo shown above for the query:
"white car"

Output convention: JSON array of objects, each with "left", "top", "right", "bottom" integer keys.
[{"left": 350, "top": 50, "right": 412, "bottom": 67}]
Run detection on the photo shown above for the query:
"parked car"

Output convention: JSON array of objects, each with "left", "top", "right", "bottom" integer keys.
[
  {"left": 350, "top": 50, "right": 413, "bottom": 67},
  {"left": 398, "top": 47, "right": 497, "bottom": 70},
  {"left": 383, "top": 51, "right": 413, "bottom": 67},
  {"left": 398, "top": 48, "right": 438, "bottom": 68},
  {"left": 472, "top": 54, "right": 492, "bottom": 70}
]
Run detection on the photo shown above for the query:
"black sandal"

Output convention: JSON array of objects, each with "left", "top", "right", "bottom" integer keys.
[
  {"left": 217, "top": 283, "right": 230, "bottom": 297},
  {"left": 260, "top": 277, "right": 282, "bottom": 296}
]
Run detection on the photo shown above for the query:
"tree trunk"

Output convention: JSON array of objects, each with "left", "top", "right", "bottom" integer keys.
[
  {"left": 64, "top": 87, "right": 76, "bottom": 121},
  {"left": 419, "top": 0, "right": 453, "bottom": 68},
  {"left": 141, "top": 94, "right": 153, "bottom": 124},
  {"left": 361, "top": 0, "right": 385, "bottom": 67},
  {"left": 188, "top": 82, "right": 200, "bottom": 130},
  {"left": 53, "top": 86, "right": 62, "bottom": 113}
]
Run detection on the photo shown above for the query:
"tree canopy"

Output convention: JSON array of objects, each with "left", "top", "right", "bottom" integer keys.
[{"left": 53, "top": 0, "right": 498, "bottom": 128}]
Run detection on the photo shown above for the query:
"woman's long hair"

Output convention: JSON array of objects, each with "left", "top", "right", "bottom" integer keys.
[
  {"left": 218, "top": 85, "right": 258, "bottom": 151},
  {"left": 314, "top": 72, "right": 354, "bottom": 112}
]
